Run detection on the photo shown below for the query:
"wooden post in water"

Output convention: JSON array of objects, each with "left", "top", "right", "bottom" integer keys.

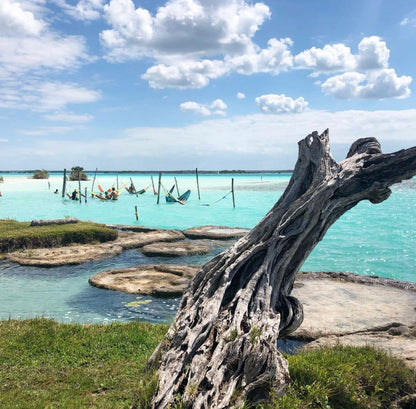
[
  {"left": 157, "top": 172, "right": 162, "bottom": 204},
  {"left": 78, "top": 174, "right": 82, "bottom": 204},
  {"left": 196, "top": 168, "right": 200, "bottom": 200},
  {"left": 231, "top": 178, "right": 235, "bottom": 208},
  {"left": 135, "top": 205, "right": 139, "bottom": 221},
  {"left": 174, "top": 177, "right": 180, "bottom": 196},
  {"left": 116, "top": 173, "right": 119, "bottom": 190},
  {"left": 91, "top": 168, "right": 97, "bottom": 192},
  {"left": 62, "top": 169, "right": 67, "bottom": 198},
  {"left": 85, "top": 187, "right": 88, "bottom": 203}
]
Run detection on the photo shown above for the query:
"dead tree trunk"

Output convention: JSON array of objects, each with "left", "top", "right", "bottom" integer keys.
[{"left": 151, "top": 130, "right": 416, "bottom": 408}]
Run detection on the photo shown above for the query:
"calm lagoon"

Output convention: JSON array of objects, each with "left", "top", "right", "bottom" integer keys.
[{"left": 0, "top": 172, "right": 415, "bottom": 324}]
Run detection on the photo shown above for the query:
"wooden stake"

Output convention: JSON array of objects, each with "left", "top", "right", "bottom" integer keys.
[
  {"left": 196, "top": 168, "right": 200, "bottom": 200},
  {"left": 231, "top": 178, "right": 235, "bottom": 208},
  {"left": 157, "top": 172, "right": 162, "bottom": 204},
  {"left": 135, "top": 205, "right": 139, "bottom": 221},
  {"left": 85, "top": 187, "right": 88, "bottom": 203},
  {"left": 116, "top": 173, "right": 119, "bottom": 190},
  {"left": 78, "top": 174, "right": 81, "bottom": 204},
  {"left": 62, "top": 169, "right": 67, "bottom": 198}
]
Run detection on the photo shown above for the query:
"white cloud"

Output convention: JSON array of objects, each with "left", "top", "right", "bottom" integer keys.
[
  {"left": 0, "top": 34, "right": 89, "bottom": 75},
  {"left": 255, "top": 94, "right": 308, "bottom": 114},
  {"left": 100, "top": 0, "right": 291, "bottom": 88},
  {"left": 101, "top": 0, "right": 271, "bottom": 60},
  {"left": 142, "top": 59, "right": 227, "bottom": 89},
  {"left": 295, "top": 36, "right": 412, "bottom": 100},
  {"left": 322, "top": 69, "right": 412, "bottom": 99},
  {"left": 7, "top": 108, "right": 415, "bottom": 170},
  {"left": 400, "top": 10, "right": 416, "bottom": 27},
  {"left": 0, "top": 81, "right": 101, "bottom": 111},
  {"left": 55, "top": 0, "right": 106, "bottom": 21},
  {"left": 180, "top": 99, "right": 227, "bottom": 116},
  {"left": 294, "top": 43, "right": 356, "bottom": 72},
  {"left": 294, "top": 36, "right": 390, "bottom": 73},
  {"left": 43, "top": 111, "right": 94, "bottom": 123},
  {"left": 356, "top": 36, "right": 389, "bottom": 70},
  {"left": 227, "top": 38, "right": 293, "bottom": 75},
  {"left": 0, "top": 0, "right": 45, "bottom": 36},
  {"left": 237, "top": 92, "right": 246, "bottom": 99}
]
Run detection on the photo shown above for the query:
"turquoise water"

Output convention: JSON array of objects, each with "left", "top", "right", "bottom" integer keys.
[{"left": 0, "top": 172, "right": 415, "bottom": 324}]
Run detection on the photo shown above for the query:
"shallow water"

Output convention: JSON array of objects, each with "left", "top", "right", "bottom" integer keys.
[{"left": 0, "top": 172, "right": 415, "bottom": 324}]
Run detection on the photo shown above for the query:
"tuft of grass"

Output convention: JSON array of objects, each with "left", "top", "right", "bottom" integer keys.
[
  {"left": 265, "top": 344, "right": 416, "bottom": 409},
  {"left": 0, "top": 219, "right": 118, "bottom": 252}
]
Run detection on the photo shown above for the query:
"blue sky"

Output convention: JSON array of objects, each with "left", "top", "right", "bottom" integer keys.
[{"left": 0, "top": 0, "right": 415, "bottom": 171}]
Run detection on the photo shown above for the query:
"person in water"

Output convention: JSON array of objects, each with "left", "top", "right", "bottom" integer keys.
[
  {"left": 54, "top": 189, "right": 58, "bottom": 194},
  {"left": 109, "top": 187, "right": 119, "bottom": 200},
  {"left": 71, "top": 189, "right": 78, "bottom": 200}
]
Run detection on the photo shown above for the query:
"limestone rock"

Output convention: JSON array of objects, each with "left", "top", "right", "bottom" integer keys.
[
  {"left": 115, "top": 230, "right": 185, "bottom": 250},
  {"left": 7, "top": 242, "right": 123, "bottom": 267},
  {"left": 291, "top": 272, "right": 416, "bottom": 369},
  {"left": 182, "top": 225, "right": 250, "bottom": 240},
  {"left": 140, "top": 240, "right": 214, "bottom": 257},
  {"left": 89, "top": 264, "right": 201, "bottom": 296}
]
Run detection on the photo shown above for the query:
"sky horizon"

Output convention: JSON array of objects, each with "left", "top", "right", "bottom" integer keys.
[{"left": 1, "top": 0, "right": 415, "bottom": 171}]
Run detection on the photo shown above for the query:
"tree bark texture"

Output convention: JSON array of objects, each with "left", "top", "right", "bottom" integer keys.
[{"left": 151, "top": 130, "right": 416, "bottom": 408}]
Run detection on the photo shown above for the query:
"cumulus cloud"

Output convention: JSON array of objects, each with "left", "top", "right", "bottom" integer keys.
[
  {"left": 294, "top": 36, "right": 389, "bottom": 73},
  {"left": 356, "top": 36, "right": 389, "bottom": 70},
  {"left": 294, "top": 43, "right": 356, "bottom": 72},
  {"left": 142, "top": 59, "right": 227, "bottom": 89},
  {"left": 255, "top": 94, "right": 308, "bottom": 114},
  {"left": 322, "top": 69, "right": 412, "bottom": 99},
  {"left": 237, "top": 92, "right": 246, "bottom": 99},
  {"left": 180, "top": 99, "right": 227, "bottom": 116},
  {"left": 101, "top": 0, "right": 271, "bottom": 60},
  {"left": 0, "top": 0, "right": 45, "bottom": 36},
  {"left": 295, "top": 36, "right": 412, "bottom": 100},
  {"left": 99, "top": 0, "right": 297, "bottom": 88},
  {"left": 227, "top": 38, "right": 293, "bottom": 75}
]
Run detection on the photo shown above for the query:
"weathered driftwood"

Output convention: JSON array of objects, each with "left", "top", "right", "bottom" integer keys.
[{"left": 151, "top": 130, "right": 416, "bottom": 408}]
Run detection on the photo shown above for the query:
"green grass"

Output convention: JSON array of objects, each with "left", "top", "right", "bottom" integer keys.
[
  {"left": 0, "top": 319, "right": 414, "bottom": 409},
  {"left": 0, "top": 319, "right": 167, "bottom": 409},
  {"left": 266, "top": 345, "right": 416, "bottom": 409},
  {"left": 0, "top": 219, "right": 118, "bottom": 252}
]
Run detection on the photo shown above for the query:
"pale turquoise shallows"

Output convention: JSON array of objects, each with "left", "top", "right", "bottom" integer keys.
[{"left": 0, "top": 172, "right": 415, "bottom": 324}]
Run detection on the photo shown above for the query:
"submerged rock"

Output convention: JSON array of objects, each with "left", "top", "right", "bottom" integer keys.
[
  {"left": 183, "top": 225, "right": 250, "bottom": 240},
  {"left": 140, "top": 240, "right": 214, "bottom": 257},
  {"left": 89, "top": 264, "right": 201, "bottom": 296}
]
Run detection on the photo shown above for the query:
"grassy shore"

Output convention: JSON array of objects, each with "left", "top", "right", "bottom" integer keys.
[
  {"left": 0, "top": 219, "right": 118, "bottom": 253},
  {"left": 1, "top": 319, "right": 414, "bottom": 409}
]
